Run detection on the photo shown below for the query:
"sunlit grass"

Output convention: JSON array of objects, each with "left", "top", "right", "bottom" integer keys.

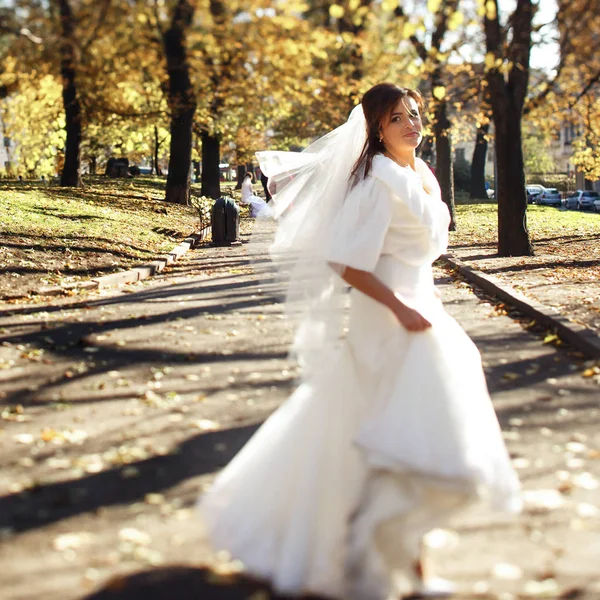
[
  {"left": 451, "top": 203, "right": 600, "bottom": 248},
  {"left": 0, "top": 177, "right": 199, "bottom": 258}
]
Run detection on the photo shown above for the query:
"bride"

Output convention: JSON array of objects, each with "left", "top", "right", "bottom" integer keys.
[
  {"left": 198, "top": 83, "right": 521, "bottom": 599},
  {"left": 240, "top": 171, "right": 273, "bottom": 218}
]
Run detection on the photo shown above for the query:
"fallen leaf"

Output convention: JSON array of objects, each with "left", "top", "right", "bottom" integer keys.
[
  {"left": 121, "top": 466, "right": 140, "bottom": 479},
  {"left": 576, "top": 503, "right": 600, "bottom": 518},
  {"left": 523, "top": 489, "right": 566, "bottom": 512},
  {"left": 118, "top": 528, "right": 151, "bottom": 546},
  {"left": 566, "top": 441, "right": 587, "bottom": 454},
  {"left": 572, "top": 472, "right": 598, "bottom": 490},
  {"left": 492, "top": 562, "right": 523, "bottom": 580},
  {"left": 522, "top": 578, "right": 559, "bottom": 597},
  {"left": 145, "top": 493, "right": 166, "bottom": 505},
  {"left": 503, "top": 372, "right": 520, "bottom": 381},
  {"left": 247, "top": 591, "right": 271, "bottom": 600},
  {"left": 192, "top": 419, "right": 219, "bottom": 431},
  {"left": 423, "top": 528, "right": 460, "bottom": 550},
  {"left": 53, "top": 532, "right": 94, "bottom": 551},
  {"left": 512, "top": 458, "right": 530, "bottom": 469}
]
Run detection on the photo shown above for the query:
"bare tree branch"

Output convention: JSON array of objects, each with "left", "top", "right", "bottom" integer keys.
[
  {"left": 431, "top": 0, "right": 459, "bottom": 51},
  {"left": 569, "top": 67, "right": 600, "bottom": 108},
  {"left": 507, "top": 0, "right": 533, "bottom": 110},
  {"left": 393, "top": 6, "right": 427, "bottom": 62},
  {"left": 81, "top": 0, "right": 112, "bottom": 52},
  {"left": 0, "top": 23, "right": 42, "bottom": 43}
]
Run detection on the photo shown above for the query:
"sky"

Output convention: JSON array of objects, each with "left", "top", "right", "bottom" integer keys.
[{"left": 530, "top": 0, "right": 560, "bottom": 73}]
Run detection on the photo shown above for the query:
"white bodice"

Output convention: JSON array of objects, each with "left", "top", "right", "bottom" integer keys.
[{"left": 325, "top": 154, "right": 450, "bottom": 287}]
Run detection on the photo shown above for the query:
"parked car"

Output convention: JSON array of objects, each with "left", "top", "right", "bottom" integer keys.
[
  {"left": 565, "top": 190, "right": 600, "bottom": 211},
  {"left": 537, "top": 188, "right": 562, "bottom": 206},
  {"left": 526, "top": 184, "right": 546, "bottom": 204},
  {"left": 594, "top": 196, "right": 600, "bottom": 212}
]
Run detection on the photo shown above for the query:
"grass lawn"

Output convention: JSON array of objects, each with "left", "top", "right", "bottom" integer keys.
[
  {"left": 451, "top": 202, "right": 600, "bottom": 245},
  {"left": 0, "top": 176, "right": 201, "bottom": 299}
]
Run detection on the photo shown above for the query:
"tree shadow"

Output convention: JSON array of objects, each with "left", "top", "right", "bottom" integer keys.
[
  {"left": 450, "top": 257, "right": 600, "bottom": 274},
  {"left": 29, "top": 208, "right": 106, "bottom": 221},
  {"left": 0, "top": 424, "right": 260, "bottom": 533},
  {"left": 0, "top": 265, "right": 132, "bottom": 276},
  {"left": 1, "top": 232, "right": 161, "bottom": 260},
  {"left": 449, "top": 232, "right": 600, "bottom": 255},
  {"left": 82, "top": 566, "right": 328, "bottom": 600}
]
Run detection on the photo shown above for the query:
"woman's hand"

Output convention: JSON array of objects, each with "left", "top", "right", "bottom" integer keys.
[
  {"left": 339, "top": 266, "right": 432, "bottom": 332},
  {"left": 392, "top": 300, "right": 432, "bottom": 332}
]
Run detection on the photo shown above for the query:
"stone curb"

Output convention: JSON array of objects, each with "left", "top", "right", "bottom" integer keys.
[
  {"left": 441, "top": 253, "right": 600, "bottom": 360},
  {"left": 7, "top": 227, "right": 210, "bottom": 301}
]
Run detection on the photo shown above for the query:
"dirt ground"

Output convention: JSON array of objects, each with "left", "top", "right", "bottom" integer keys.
[
  {"left": 1, "top": 233, "right": 600, "bottom": 600},
  {"left": 448, "top": 234, "right": 600, "bottom": 336},
  {"left": 0, "top": 239, "right": 163, "bottom": 299}
]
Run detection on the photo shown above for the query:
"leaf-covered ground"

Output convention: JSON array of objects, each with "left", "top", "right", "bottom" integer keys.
[
  {"left": 450, "top": 203, "right": 600, "bottom": 334},
  {"left": 0, "top": 177, "right": 202, "bottom": 300}
]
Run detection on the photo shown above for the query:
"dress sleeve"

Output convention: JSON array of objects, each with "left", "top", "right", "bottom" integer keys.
[{"left": 324, "top": 177, "right": 392, "bottom": 272}]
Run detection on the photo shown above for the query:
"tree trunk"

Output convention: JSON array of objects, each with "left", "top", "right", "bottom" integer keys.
[
  {"left": 493, "top": 101, "right": 532, "bottom": 256},
  {"left": 58, "top": 0, "right": 83, "bottom": 188},
  {"left": 166, "top": 109, "right": 194, "bottom": 204},
  {"left": 418, "top": 135, "right": 435, "bottom": 165},
  {"left": 163, "top": 0, "right": 196, "bottom": 205},
  {"left": 201, "top": 131, "right": 221, "bottom": 199},
  {"left": 235, "top": 165, "right": 245, "bottom": 189},
  {"left": 153, "top": 125, "right": 163, "bottom": 176},
  {"left": 433, "top": 96, "right": 456, "bottom": 230},
  {"left": 470, "top": 123, "right": 489, "bottom": 199},
  {"left": 485, "top": 0, "right": 533, "bottom": 256},
  {"left": 89, "top": 155, "right": 97, "bottom": 175}
]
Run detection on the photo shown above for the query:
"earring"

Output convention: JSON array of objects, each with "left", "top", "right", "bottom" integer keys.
[{"left": 378, "top": 136, "right": 383, "bottom": 143}]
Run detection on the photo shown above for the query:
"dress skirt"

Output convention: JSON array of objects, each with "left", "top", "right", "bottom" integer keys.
[{"left": 197, "top": 257, "right": 521, "bottom": 599}]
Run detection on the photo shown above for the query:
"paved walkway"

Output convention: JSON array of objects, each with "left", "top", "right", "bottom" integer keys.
[{"left": 0, "top": 237, "right": 599, "bottom": 599}]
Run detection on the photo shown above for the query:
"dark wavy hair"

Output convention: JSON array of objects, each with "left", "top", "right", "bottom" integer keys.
[{"left": 351, "top": 83, "right": 424, "bottom": 181}]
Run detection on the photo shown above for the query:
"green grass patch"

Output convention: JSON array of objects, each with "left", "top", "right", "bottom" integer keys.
[
  {"left": 0, "top": 176, "right": 202, "bottom": 297},
  {"left": 0, "top": 176, "right": 199, "bottom": 256},
  {"left": 451, "top": 203, "right": 600, "bottom": 247}
]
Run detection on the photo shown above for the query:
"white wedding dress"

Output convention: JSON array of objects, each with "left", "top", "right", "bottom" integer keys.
[
  {"left": 198, "top": 155, "right": 521, "bottom": 599},
  {"left": 240, "top": 178, "right": 273, "bottom": 218}
]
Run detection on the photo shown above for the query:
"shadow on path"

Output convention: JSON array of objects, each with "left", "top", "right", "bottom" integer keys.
[
  {"left": 0, "top": 424, "right": 260, "bottom": 534},
  {"left": 82, "top": 566, "right": 328, "bottom": 600}
]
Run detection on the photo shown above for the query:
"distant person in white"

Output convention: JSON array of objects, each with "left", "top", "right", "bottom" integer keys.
[{"left": 240, "top": 172, "right": 273, "bottom": 218}]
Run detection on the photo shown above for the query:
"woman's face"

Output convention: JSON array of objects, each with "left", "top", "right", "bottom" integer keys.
[{"left": 379, "top": 96, "right": 423, "bottom": 158}]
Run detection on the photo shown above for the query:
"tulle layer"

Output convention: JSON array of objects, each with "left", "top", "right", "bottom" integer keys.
[{"left": 198, "top": 294, "right": 521, "bottom": 598}]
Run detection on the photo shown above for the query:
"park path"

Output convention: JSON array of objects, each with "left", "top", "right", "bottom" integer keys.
[{"left": 0, "top": 233, "right": 599, "bottom": 600}]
